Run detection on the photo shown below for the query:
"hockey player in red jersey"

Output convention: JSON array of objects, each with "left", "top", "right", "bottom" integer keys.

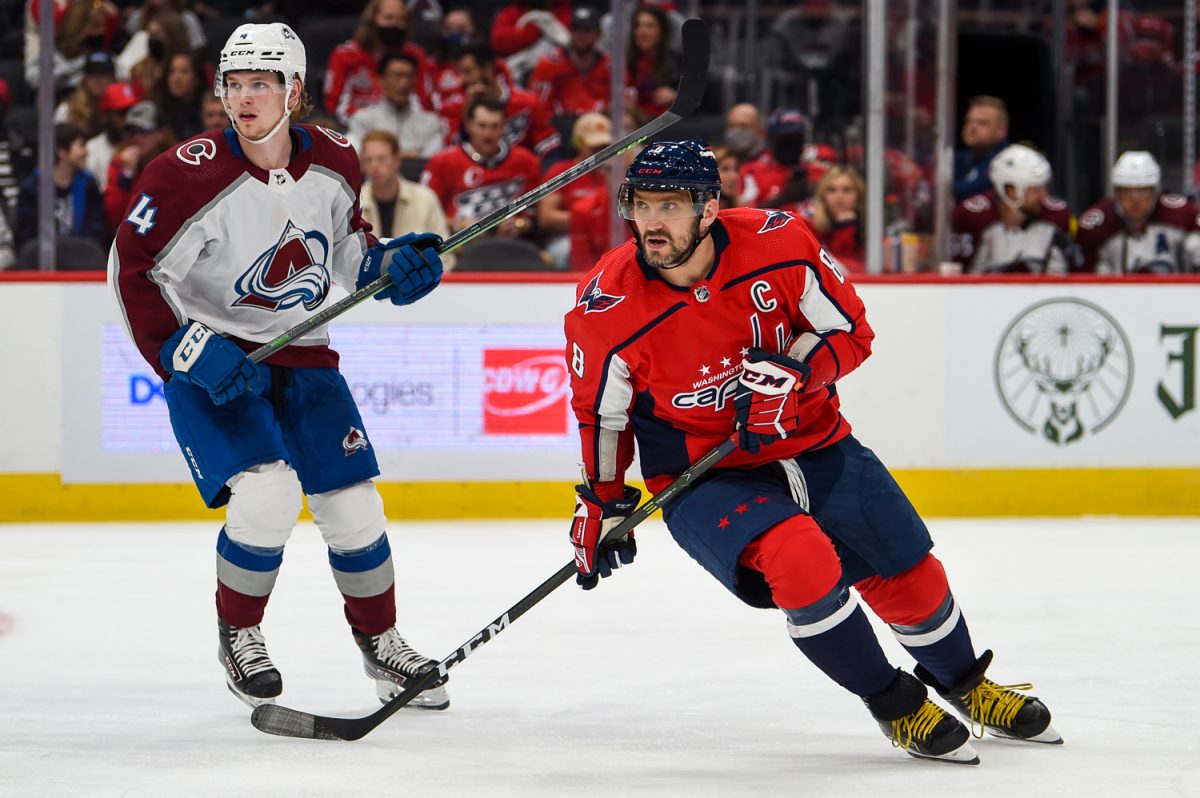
[
  {"left": 1075, "top": 151, "right": 1200, "bottom": 273},
  {"left": 108, "top": 23, "right": 449, "bottom": 712},
  {"left": 564, "top": 141, "right": 1061, "bottom": 764}
]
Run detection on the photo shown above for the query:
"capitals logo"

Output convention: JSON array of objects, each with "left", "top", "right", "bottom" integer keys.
[
  {"left": 233, "top": 221, "right": 331, "bottom": 311},
  {"left": 578, "top": 272, "right": 624, "bottom": 313},
  {"left": 757, "top": 209, "right": 794, "bottom": 234}
]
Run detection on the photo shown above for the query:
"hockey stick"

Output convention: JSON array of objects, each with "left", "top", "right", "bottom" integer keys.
[
  {"left": 250, "top": 437, "right": 737, "bottom": 740},
  {"left": 246, "top": 18, "right": 711, "bottom": 365}
]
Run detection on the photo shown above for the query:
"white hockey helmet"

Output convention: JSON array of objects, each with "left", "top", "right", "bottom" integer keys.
[
  {"left": 989, "top": 144, "right": 1052, "bottom": 209},
  {"left": 1111, "top": 150, "right": 1160, "bottom": 189},
  {"left": 216, "top": 23, "right": 306, "bottom": 99},
  {"left": 217, "top": 23, "right": 306, "bottom": 144}
]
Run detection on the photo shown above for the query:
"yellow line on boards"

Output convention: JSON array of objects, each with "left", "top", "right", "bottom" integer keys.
[{"left": 1, "top": 470, "right": 1199, "bottom": 523}]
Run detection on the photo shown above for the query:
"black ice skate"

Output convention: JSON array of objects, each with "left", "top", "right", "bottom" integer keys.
[
  {"left": 916, "top": 650, "right": 1062, "bottom": 744},
  {"left": 353, "top": 627, "right": 449, "bottom": 710},
  {"left": 864, "top": 670, "right": 979, "bottom": 765},
  {"left": 218, "top": 619, "right": 282, "bottom": 708}
]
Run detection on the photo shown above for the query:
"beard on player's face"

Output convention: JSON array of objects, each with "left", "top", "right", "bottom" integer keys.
[{"left": 638, "top": 221, "right": 697, "bottom": 269}]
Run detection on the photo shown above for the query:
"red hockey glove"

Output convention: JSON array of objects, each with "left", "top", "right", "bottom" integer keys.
[
  {"left": 569, "top": 484, "right": 642, "bottom": 590},
  {"left": 734, "top": 347, "right": 811, "bottom": 454}
]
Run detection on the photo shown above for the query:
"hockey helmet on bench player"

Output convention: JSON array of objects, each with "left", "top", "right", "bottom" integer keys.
[
  {"left": 618, "top": 140, "right": 721, "bottom": 269},
  {"left": 989, "top": 144, "right": 1051, "bottom": 211},
  {"left": 216, "top": 23, "right": 306, "bottom": 145}
]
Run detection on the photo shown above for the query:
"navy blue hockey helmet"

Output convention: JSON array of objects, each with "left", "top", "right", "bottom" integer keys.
[{"left": 618, "top": 140, "right": 721, "bottom": 220}]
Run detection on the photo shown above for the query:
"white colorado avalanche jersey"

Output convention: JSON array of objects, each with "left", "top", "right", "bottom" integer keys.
[
  {"left": 1075, "top": 194, "right": 1200, "bottom": 274},
  {"left": 109, "top": 125, "right": 375, "bottom": 378}
]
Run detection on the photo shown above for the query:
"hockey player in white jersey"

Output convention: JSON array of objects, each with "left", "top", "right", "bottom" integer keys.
[
  {"left": 1076, "top": 151, "right": 1200, "bottom": 274},
  {"left": 108, "top": 23, "right": 449, "bottom": 711},
  {"left": 950, "top": 143, "right": 1079, "bottom": 274}
]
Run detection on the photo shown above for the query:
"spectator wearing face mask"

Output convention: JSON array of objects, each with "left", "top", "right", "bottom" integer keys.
[
  {"left": 723, "top": 103, "right": 765, "bottom": 163},
  {"left": 325, "top": 0, "right": 429, "bottom": 125},
  {"left": 423, "top": 7, "right": 481, "bottom": 114},
  {"left": 124, "top": 0, "right": 207, "bottom": 53},
  {"left": 116, "top": 7, "right": 191, "bottom": 96},
  {"left": 738, "top": 106, "right": 809, "bottom": 209}
]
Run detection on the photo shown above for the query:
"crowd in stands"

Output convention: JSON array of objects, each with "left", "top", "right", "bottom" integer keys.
[{"left": 1, "top": 0, "right": 1198, "bottom": 275}]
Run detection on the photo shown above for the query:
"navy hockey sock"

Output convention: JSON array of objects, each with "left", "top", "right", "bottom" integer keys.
[
  {"left": 892, "top": 594, "right": 977, "bottom": 688},
  {"left": 785, "top": 586, "right": 896, "bottom": 697}
]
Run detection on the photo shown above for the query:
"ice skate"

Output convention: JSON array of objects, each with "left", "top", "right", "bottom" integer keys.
[
  {"left": 917, "top": 650, "right": 1062, "bottom": 744},
  {"left": 353, "top": 626, "right": 449, "bottom": 710},
  {"left": 864, "top": 670, "right": 979, "bottom": 765},
  {"left": 218, "top": 619, "right": 282, "bottom": 708}
]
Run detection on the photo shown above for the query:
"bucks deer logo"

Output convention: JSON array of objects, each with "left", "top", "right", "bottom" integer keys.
[{"left": 994, "top": 299, "right": 1133, "bottom": 445}]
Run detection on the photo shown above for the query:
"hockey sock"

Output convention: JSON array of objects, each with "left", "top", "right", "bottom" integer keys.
[
  {"left": 329, "top": 533, "right": 397, "bottom": 635},
  {"left": 894, "top": 600, "right": 977, "bottom": 689},
  {"left": 215, "top": 527, "right": 282, "bottom": 627},
  {"left": 856, "top": 555, "right": 977, "bottom": 687},
  {"left": 785, "top": 588, "right": 898, "bottom": 698}
]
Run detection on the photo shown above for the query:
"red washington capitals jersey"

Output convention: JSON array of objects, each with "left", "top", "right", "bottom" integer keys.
[
  {"left": 565, "top": 207, "right": 873, "bottom": 498},
  {"left": 109, "top": 125, "right": 375, "bottom": 379},
  {"left": 421, "top": 142, "right": 540, "bottom": 225}
]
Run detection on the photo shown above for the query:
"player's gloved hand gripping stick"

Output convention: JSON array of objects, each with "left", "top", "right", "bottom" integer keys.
[
  {"left": 245, "top": 17, "right": 713, "bottom": 366},
  {"left": 251, "top": 436, "right": 737, "bottom": 740}
]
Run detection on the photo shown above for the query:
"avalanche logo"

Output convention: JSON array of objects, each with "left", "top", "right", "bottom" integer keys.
[
  {"left": 233, "top": 221, "right": 331, "bottom": 311},
  {"left": 578, "top": 272, "right": 624, "bottom": 313},
  {"left": 343, "top": 426, "right": 369, "bottom": 455},
  {"left": 757, "top": 209, "right": 794, "bottom": 234}
]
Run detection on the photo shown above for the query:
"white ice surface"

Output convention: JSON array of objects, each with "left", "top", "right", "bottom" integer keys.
[{"left": 1, "top": 518, "right": 1198, "bottom": 798}]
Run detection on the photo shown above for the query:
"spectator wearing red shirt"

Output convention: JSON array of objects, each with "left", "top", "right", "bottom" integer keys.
[
  {"left": 423, "top": 7, "right": 479, "bottom": 114},
  {"left": 323, "top": 0, "right": 428, "bottom": 125},
  {"left": 538, "top": 112, "right": 612, "bottom": 269},
  {"left": 529, "top": 7, "right": 611, "bottom": 117},
  {"left": 490, "top": 0, "right": 571, "bottom": 57},
  {"left": 422, "top": 96, "right": 540, "bottom": 237},
  {"left": 739, "top": 107, "right": 809, "bottom": 208},
  {"left": 438, "top": 44, "right": 559, "bottom": 160},
  {"left": 626, "top": 5, "right": 678, "bottom": 119},
  {"left": 802, "top": 165, "right": 866, "bottom": 274}
]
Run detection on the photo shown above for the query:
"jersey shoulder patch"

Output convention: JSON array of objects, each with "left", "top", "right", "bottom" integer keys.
[
  {"left": 757, "top": 208, "right": 795, "bottom": 234},
  {"left": 963, "top": 194, "right": 991, "bottom": 213},
  {"left": 577, "top": 270, "right": 626, "bottom": 313},
  {"left": 1078, "top": 206, "right": 1105, "bottom": 230},
  {"left": 175, "top": 137, "right": 218, "bottom": 166}
]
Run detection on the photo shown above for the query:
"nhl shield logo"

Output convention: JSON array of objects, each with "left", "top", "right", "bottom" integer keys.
[
  {"left": 343, "top": 426, "right": 369, "bottom": 456},
  {"left": 694, "top": 285, "right": 710, "bottom": 302}
]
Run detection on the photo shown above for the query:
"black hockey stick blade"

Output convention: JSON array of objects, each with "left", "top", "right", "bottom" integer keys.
[
  {"left": 247, "top": 19, "right": 711, "bottom": 365},
  {"left": 251, "top": 437, "right": 736, "bottom": 741}
]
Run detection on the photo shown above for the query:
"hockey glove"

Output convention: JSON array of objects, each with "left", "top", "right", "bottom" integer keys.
[
  {"left": 160, "top": 321, "right": 262, "bottom": 405},
  {"left": 570, "top": 484, "right": 642, "bottom": 590},
  {"left": 357, "top": 232, "right": 444, "bottom": 306},
  {"left": 733, "top": 347, "right": 811, "bottom": 454}
]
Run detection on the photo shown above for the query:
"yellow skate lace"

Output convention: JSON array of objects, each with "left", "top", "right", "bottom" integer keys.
[
  {"left": 963, "top": 678, "right": 1033, "bottom": 738},
  {"left": 891, "top": 700, "right": 946, "bottom": 750}
]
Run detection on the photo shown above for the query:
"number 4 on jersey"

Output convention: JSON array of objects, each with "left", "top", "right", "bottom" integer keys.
[{"left": 126, "top": 194, "right": 158, "bottom": 236}]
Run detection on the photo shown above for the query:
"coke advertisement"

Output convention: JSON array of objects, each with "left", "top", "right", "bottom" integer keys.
[{"left": 482, "top": 349, "right": 572, "bottom": 435}]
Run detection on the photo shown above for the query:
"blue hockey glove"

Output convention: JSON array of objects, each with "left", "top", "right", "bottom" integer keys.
[
  {"left": 160, "top": 322, "right": 262, "bottom": 405},
  {"left": 570, "top": 484, "right": 642, "bottom": 590},
  {"left": 733, "top": 347, "right": 811, "bottom": 454},
  {"left": 357, "top": 232, "right": 444, "bottom": 306}
]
